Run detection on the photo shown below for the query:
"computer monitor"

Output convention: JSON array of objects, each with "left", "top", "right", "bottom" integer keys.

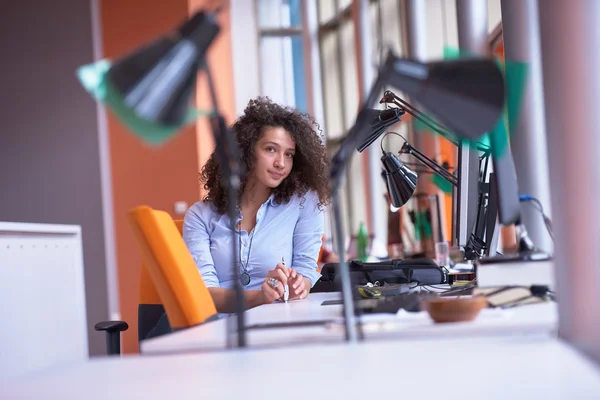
[
  {"left": 487, "top": 23, "right": 522, "bottom": 227},
  {"left": 482, "top": 171, "right": 501, "bottom": 257},
  {"left": 455, "top": 142, "right": 482, "bottom": 249},
  {"left": 453, "top": 22, "right": 515, "bottom": 257},
  {"left": 453, "top": 23, "right": 506, "bottom": 251},
  {"left": 456, "top": 148, "right": 501, "bottom": 259}
]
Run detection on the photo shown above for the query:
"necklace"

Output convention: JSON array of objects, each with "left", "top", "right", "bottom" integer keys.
[{"left": 238, "top": 223, "right": 255, "bottom": 286}]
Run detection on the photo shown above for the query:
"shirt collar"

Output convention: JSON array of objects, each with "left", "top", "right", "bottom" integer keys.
[{"left": 266, "top": 193, "right": 279, "bottom": 207}]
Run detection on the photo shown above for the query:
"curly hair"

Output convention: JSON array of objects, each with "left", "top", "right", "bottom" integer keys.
[{"left": 200, "top": 97, "right": 332, "bottom": 214}]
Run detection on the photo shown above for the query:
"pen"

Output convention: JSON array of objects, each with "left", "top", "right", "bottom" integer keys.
[{"left": 282, "top": 256, "right": 289, "bottom": 303}]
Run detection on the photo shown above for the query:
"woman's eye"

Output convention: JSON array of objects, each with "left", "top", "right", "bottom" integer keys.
[
  {"left": 286, "top": 153, "right": 295, "bottom": 158},
  {"left": 266, "top": 147, "right": 275, "bottom": 152}
]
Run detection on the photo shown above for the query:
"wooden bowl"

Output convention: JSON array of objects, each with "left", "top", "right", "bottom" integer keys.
[{"left": 421, "top": 296, "right": 488, "bottom": 323}]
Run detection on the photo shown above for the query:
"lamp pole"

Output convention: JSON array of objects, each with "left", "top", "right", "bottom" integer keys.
[
  {"left": 355, "top": 0, "right": 387, "bottom": 253},
  {"left": 400, "top": 0, "right": 440, "bottom": 197}
]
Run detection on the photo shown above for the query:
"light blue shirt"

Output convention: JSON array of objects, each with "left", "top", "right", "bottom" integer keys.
[{"left": 183, "top": 190, "right": 324, "bottom": 291}]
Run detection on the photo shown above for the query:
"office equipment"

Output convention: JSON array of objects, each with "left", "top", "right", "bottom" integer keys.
[
  {"left": 0, "top": 222, "right": 88, "bottom": 378},
  {"left": 381, "top": 151, "right": 418, "bottom": 208},
  {"left": 330, "top": 53, "right": 505, "bottom": 341},
  {"left": 317, "top": 258, "right": 447, "bottom": 288},
  {"left": 378, "top": 89, "right": 488, "bottom": 255},
  {"left": 379, "top": 129, "right": 497, "bottom": 260},
  {"left": 357, "top": 108, "right": 405, "bottom": 152}
]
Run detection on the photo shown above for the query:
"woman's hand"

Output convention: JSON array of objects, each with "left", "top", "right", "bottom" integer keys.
[
  {"left": 260, "top": 264, "right": 291, "bottom": 304},
  {"left": 287, "top": 269, "right": 310, "bottom": 300}
]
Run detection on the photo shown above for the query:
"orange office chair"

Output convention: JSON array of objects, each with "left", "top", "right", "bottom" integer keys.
[
  {"left": 95, "top": 206, "right": 217, "bottom": 355},
  {"left": 135, "top": 219, "right": 184, "bottom": 347}
]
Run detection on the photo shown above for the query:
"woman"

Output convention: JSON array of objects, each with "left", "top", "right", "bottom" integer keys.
[{"left": 183, "top": 97, "right": 331, "bottom": 313}]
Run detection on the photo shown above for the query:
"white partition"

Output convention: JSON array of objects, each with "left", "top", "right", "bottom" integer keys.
[{"left": 0, "top": 222, "right": 88, "bottom": 378}]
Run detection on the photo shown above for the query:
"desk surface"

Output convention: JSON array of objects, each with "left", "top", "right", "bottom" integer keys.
[
  {"left": 141, "top": 292, "right": 558, "bottom": 355},
  {"left": 3, "top": 338, "right": 600, "bottom": 399}
]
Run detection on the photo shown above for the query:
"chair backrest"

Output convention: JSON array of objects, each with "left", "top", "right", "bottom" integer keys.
[
  {"left": 137, "top": 220, "right": 184, "bottom": 342},
  {"left": 129, "top": 206, "right": 216, "bottom": 332}
]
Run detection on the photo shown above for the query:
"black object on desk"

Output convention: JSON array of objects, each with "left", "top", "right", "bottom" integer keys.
[{"left": 313, "top": 258, "right": 447, "bottom": 293}]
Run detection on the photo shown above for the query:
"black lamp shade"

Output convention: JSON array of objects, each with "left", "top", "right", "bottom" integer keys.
[
  {"left": 107, "top": 11, "right": 220, "bottom": 126},
  {"left": 381, "top": 152, "right": 418, "bottom": 208},
  {"left": 357, "top": 108, "right": 405, "bottom": 152},
  {"left": 386, "top": 54, "right": 505, "bottom": 140}
]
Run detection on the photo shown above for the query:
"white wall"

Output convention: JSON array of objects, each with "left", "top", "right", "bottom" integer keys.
[{"left": 230, "top": 0, "right": 261, "bottom": 116}]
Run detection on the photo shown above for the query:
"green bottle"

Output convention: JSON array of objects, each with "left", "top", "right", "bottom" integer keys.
[{"left": 357, "top": 222, "right": 369, "bottom": 262}]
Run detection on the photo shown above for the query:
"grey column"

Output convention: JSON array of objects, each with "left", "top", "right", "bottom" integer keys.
[
  {"left": 455, "top": 0, "right": 487, "bottom": 247},
  {"left": 456, "top": 0, "right": 488, "bottom": 54},
  {"left": 400, "top": 0, "right": 428, "bottom": 147},
  {"left": 539, "top": 1, "right": 600, "bottom": 363},
  {"left": 501, "top": 0, "right": 552, "bottom": 253},
  {"left": 400, "top": 0, "right": 440, "bottom": 195},
  {"left": 356, "top": 0, "right": 387, "bottom": 254}
]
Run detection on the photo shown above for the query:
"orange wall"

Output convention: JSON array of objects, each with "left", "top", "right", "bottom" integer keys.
[{"left": 101, "top": 0, "right": 202, "bottom": 353}]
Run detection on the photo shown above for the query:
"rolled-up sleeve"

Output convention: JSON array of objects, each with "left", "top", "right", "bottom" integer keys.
[
  {"left": 182, "top": 203, "right": 220, "bottom": 288},
  {"left": 292, "top": 192, "right": 324, "bottom": 287}
]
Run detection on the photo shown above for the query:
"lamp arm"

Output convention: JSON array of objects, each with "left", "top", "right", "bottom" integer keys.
[
  {"left": 401, "top": 142, "right": 458, "bottom": 186},
  {"left": 385, "top": 94, "right": 458, "bottom": 146},
  {"left": 385, "top": 91, "right": 491, "bottom": 153}
]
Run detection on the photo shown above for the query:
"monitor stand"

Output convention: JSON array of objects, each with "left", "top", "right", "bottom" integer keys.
[{"left": 478, "top": 223, "right": 552, "bottom": 264}]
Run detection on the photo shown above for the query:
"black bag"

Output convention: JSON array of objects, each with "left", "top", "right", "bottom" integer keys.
[{"left": 313, "top": 258, "right": 447, "bottom": 293}]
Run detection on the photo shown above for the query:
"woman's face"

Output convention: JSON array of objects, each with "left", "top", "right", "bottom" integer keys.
[{"left": 252, "top": 126, "right": 296, "bottom": 188}]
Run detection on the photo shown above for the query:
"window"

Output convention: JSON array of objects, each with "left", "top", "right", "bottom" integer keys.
[
  {"left": 317, "top": 0, "right": 368, "bottom": 246},
  {"left": 256, "top": 0, "right": 308, "bottom": 112}
]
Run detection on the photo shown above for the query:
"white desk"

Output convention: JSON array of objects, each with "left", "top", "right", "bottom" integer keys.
[
  {"left": 3, "top": 338, "right": 600, "bottom": 399},
  {"left": 141, "top": 292, "right": 558, "bottom": 355}
]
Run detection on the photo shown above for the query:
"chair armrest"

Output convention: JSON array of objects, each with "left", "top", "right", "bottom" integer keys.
[
  {"left": 95, "top": 320, "right": 129, "bottom": 333},
  {"left": 95, "top": 320, "right": 128, "bottom": 355}
]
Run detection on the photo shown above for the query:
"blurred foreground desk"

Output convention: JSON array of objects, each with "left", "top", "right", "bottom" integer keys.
[
  {"left": 3, "top": 338, "right": 600, "bottom": 399},
  {"left": 141, "top": 292, "right": 558, "bottom": 355}
]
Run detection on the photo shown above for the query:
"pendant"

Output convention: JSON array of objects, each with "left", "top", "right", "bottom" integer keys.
[{"left": 240, "top": 272, "right": 251, "bottom": 286}]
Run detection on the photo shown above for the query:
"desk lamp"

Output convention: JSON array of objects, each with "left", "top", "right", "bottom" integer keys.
[
  {"left": 369, "top": 90, "right": 550, "bottom": 265},
  {"left": 330, "top": 49, "right": 505, "bottom": 341},
  {"left": 77, "top": 10, "right": 248, "bottom": 348}
]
